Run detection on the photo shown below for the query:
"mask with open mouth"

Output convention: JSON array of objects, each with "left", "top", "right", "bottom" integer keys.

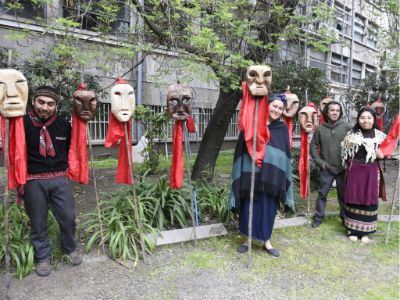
[
  {"left": 167, "top": 84, "right": 192, "bottom": 120},
  {"left": 298, "top": 106, "right": 318, "bottom": 133}
]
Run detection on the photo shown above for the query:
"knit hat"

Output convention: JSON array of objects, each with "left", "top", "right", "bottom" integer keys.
[
  {"left": 268, "top": 93, "right": 287, "bottom": 104},
  {"left": 33, "top": 86, "right": 60, "bottom": 103}
]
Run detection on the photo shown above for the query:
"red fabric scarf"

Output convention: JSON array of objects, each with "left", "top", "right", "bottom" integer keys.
[
  {"left": 238, "top": 81, "right": 270, "bottom": 168},
  {"left": 170, "top": 116, "right": 196, "bottom": 189},
  {"left": 298, "top": 102, "right": 318, "bottom": 199},
  {"left": 28, "top": 111, "right": 57, "bottom": 158},
  {"left": 377, "top": 118, "right": 384, "bottom": 131},
  {"left": 319, "top": 113, "right": 325, "bottom": 125},
  {"left": 380, "top": 113, "right": 399, "bottom": 157},
  {"left": 104, "top": 112, "right": 133, "bottom": 184},
  {"left": 299, "top": 131, "right": 310, "bottom": 199},
  {"left": 284, "top": 117, "right": 293, "bottom": 149},
  {"left": 0, "top": 116, "right": 27, "bottom": 190},
  {"left": 68, "top": 112, "right": 89, "bottom": 184}
]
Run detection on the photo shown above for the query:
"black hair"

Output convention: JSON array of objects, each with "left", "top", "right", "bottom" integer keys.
[
  {"left": 352, "top": 107, "right": 378, "bottom": 132},
  {"left": 322, "top": 100, "right": 343, "bottom": 122}
]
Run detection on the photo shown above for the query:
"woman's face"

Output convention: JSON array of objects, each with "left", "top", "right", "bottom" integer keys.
[
  {"left": 268, "top": 100, "right": 284, "bottom": 122},
  {"left": 358, "top": 111, "right": 374, "bottom": 130}
]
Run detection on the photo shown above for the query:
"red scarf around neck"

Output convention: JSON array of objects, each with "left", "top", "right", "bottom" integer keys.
[
  {"left": 0, "top": 116, "right": 27, "bottom": 190},
  {"left": 238, "top": 81, "right": 270, "bottom": 168},
  {"left": 380, "top": 113, "right": 399, "bottom": 157},
  {"left": 68, "top": 112, "right": 89, "bottom": 184},
  {"left": 104, "top": 112, "right": 133, "bottom": 184},
  {"left": 28, "top": 110, "right": 57, "bottom": 158},
  {"left": 170, "top": 116, "right": 196, "bottom": 189}
]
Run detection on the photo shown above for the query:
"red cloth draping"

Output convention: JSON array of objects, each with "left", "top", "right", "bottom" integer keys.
[
  {"left": 170, "top": 116, "right": 196, "bottom": 189},
  {"left": 299, "top": 102, "right": 318, "bottom": 199},
  {"left": 68, "top": 112, "right": 89, "bottom": 184},
  {"left": 0, "top": 116, "right": 27, "bottom": 190},
  {"left": 284, "top": 117, "right": 293, "bottom": 149},
  {"left": 104, "top": 112, "right": 132, "bottom": 184},
  {"left": 299, "top": 131, "right": 309, "bottom": 199},
  {"left": 380, "top": 113, "right": 399, "bottom": 157},
  {"left": 377, "top": 118, "right": 384, "bottom": 131},
  {"left": 238, "top": 81, "right": 270, "bottom": 168}
]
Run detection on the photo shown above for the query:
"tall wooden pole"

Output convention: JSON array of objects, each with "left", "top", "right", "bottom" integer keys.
[
  {"left": 3, "top": 118, "right": 10, "bottom": 300},
  {"left": 248, "top": 100, "right": 259, "bottom": 268},
  {"left": 86, "top": 127, "right": 106, "bottom": 253},
  {"left": 183, "top": 125, "right": 197, "bottom": 246},
  {"left": 385, "top": 171, "right": 399, "bottom": 244},
  {"left": 124, "top": 123, "right": 146, "bottom": 263}
]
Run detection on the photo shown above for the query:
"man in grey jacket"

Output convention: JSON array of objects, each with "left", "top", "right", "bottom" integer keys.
[{"left": 310, "top": 101, "right": 352, "bottom": 227}]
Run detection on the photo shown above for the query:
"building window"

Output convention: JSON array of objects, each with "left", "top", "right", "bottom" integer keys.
[
  {"left": 331, "top": 53, "right": 348, "bottom": 84},
  {"left": 366, "top": 23, "right": 378, "bottom": 49},
  {"left": 365, "top": 64, "right": 376, "bottom": 78},
  {"left": 352, "top": 60, "right": 362, "bottom": 86},
  {"left": 309, "top": 49, "right": 326, "bottom": 72},
  {"left": 63, "top": 0, "right": 130, "bottom": 33},
  {"left": 354, "top": 14, "right": 365, "bottom": 43},
  {"left": 334, "top": 1, "right": 352, "bottom": 36},
  {"left": 0, "top": 0, "right": 45, "bottom": 19}
]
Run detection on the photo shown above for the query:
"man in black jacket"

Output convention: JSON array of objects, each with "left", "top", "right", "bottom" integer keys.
[
  {"left": 23, "top": 86, "right": 82, "bottom": 277},
  {"left": 310, "top": 101, "right": 352, "bottom": 228}
]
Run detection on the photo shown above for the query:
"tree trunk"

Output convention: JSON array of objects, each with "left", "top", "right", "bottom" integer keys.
[{"left": 191, "top": 83, "right": 242, "bottom": 180}]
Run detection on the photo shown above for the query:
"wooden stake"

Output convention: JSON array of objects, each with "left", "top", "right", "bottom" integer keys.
[
  {"left": 124, "top": 123, "right": 146, "bottom": 263},
  {"left": 87, "top": 126, "right": 106, "bottom": 254},
  {"left": 385, "top": 171, "right": 399, "bottom": 244},
  {"left": 248, "top": 100, "right": 259, "bottom": 268},
  {"left": 183, "top": 125, "right": 197, "bottom": 246}
]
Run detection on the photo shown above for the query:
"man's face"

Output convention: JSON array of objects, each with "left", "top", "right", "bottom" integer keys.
[
  {"left": 327, "top": 104, "right": 341, "bottom": 123},
  {"left": 245, "top": 65, "right": 272, "bottom": 96},
  {"left": 282, "top": 93, "right": 299, "bottom": 118},
  {"left": 32, "top": 95, "right": 57, "bottom": 120},
  {"left": 73, "top": 90, "right": 97, "bottom": 121},
  {"left": 110, "top": 83, "right": 136, "bottom": 122},
  {"left": 320, "top": 97, "right": 332, "bottom": 113},
  {"left": 0, "top": 69, "right": 28, "bottom": 117},
  {"left": 167, "top": 84, "right": 192, "bottom": 120},
  {"left": 298, "top": 106, "right": 317, "bottom": 133}
]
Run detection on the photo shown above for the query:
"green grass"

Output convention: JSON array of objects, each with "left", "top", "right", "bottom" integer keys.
[{"left": 125, "top": 216, "right": 400, "bottom": 299}]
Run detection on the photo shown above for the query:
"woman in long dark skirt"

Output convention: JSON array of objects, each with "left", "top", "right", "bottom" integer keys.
[
  {"left": 229, "top": 94, "right": 294, "bottom": 257},
  {"left": 341, "top": 107, "right": 387, "bottom": 243}
]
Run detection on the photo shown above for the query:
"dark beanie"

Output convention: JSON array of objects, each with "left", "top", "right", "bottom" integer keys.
[{"left": 33, "top": 86, "right": 60, "bottom": 103}]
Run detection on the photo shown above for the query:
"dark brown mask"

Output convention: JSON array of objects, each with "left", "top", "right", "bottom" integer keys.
[
  {"left": 167, "top": 84, "right": 192, "bottom": 120},
  {"left": 73, "top": 90, "right": 97, "bottom": 121}
]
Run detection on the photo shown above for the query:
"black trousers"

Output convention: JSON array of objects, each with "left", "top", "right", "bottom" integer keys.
[
  {"left": 313, "top": 169, "right": 346, "bottom": 223},
  {"left": 23, "top": 176, "right": 77, "bottom": 262}
]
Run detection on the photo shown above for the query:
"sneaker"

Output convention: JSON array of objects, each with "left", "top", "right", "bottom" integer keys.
[
  {"left": 35, "top": 259, "right": 51, "bottom": 277},
  {"left": 67, "top": 247, "right": 83, "bottom": 266}
]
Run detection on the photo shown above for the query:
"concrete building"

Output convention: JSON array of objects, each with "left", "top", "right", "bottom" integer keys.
[{"left": 0, "top": 0, "right": 388, "bottom": 147}]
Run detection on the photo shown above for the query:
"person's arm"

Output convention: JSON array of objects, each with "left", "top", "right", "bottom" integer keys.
[{"left": 310, "top": 129, "right": 328, "bottom": 170}]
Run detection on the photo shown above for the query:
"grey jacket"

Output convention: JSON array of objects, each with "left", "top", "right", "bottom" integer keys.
[{"left": 310, "top": 119, "right": 352, "bottom": 174}]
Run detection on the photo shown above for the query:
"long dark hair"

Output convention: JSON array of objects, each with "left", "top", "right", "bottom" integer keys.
[
  {"left": 352, "top": 107, "right": 378, "bottom": 132},
  {"left": 322, "top": 100, "right": 343, "bottom": 122}
]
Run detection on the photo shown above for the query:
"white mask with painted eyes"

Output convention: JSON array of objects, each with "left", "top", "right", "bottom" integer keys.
[
  {"left": 298, "top": 106, "right": 318, "bottom": 133},
  {"left": 0, "top": 69, "right": 28, "bottom": 117},
  {"left": 245, "top": 65, "right": 272, "bottom": 96},
  {"left": 110, "top": 83, "right": 136, "bottom": 122},
  {"left": 166, "top": 84, "right": 192, "bottom": 121}
]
